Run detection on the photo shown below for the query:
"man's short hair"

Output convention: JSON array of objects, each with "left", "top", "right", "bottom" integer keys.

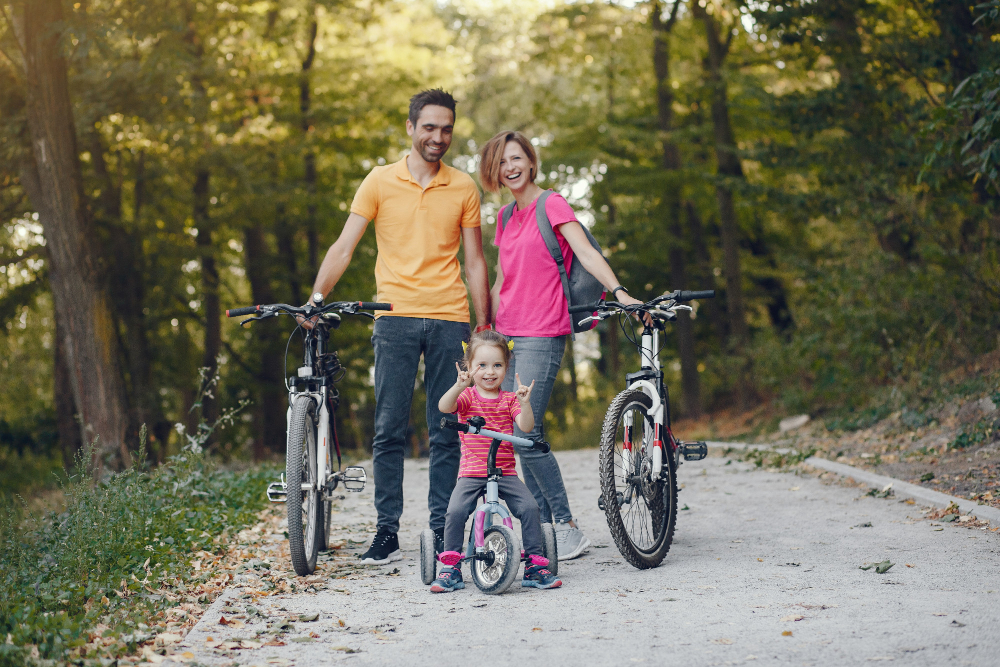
[{"left": 408, "top": 89, "right": 457, "bottom": 126}]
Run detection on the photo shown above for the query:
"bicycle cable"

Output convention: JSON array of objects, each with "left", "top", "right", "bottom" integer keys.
[{"left": 283, "top": 322, "right": 304, "bottom": 390}]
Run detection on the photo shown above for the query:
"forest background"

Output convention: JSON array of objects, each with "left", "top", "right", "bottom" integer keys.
[{"left": 1, "top": 0, "right": 998, "bottom": 489}]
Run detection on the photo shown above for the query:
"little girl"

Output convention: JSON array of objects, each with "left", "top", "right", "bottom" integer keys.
[{"left": 432, "top": 330, "right": 562, "bottom": 592}]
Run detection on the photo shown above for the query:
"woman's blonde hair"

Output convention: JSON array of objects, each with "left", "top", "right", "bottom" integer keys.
[
  {"left": 461, "top": 329, "right": 513, "bottom": 370},
  {"left": 478, "top": 130, "right": 538, "bottom": 194}
]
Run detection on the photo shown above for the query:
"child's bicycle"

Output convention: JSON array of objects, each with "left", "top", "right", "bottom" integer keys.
[
  {"left": 419, "top": 416, "right": 558, "bottom": 595},
  {"left": 570, "top": 289, "right": 715, "bottom": 569},
  {"left": 226, "top": 294, "right": 392, "bottom": 576}
]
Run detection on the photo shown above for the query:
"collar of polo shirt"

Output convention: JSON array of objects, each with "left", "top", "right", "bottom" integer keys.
[{"left": 394, "top": 156, "right": 453, "bottom": 187}]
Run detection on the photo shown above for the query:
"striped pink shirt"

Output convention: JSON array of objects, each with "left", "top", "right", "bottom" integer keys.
[{"left": 455, "top": 387, "right": 522, "bottom": 477}]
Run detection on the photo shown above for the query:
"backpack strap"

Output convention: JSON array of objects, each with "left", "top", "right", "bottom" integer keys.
[
  {"left": 533, "top": 191, "right": 575, "bottom": 334},
  {"left": 499, "top": 202, "right": 516, "bottom": 230}
]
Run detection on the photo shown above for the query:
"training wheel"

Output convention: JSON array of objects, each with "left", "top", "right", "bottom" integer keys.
[
  {"left": 419, "top": 529, "right": 437, "bottom": 585},
  {"left": 541, "top": 523, "right": 558, "bottom": 576}
]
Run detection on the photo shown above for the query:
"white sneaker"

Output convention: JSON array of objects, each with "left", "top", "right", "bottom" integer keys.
[{"left": 554, "top": 521, "right": 591, "bottom": 560}]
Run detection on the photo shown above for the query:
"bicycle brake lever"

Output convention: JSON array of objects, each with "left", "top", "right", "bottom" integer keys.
[{"left": 239, "top": 311, "right": 277, "bottom": 327}]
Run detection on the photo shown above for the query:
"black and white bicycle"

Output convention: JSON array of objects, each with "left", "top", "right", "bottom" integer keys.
[
  {"left": 570, "top": 289, "right": 714, "bottom": 569},
  {"left": 227, "top": 294, "right": 392, "bottom": 575}
]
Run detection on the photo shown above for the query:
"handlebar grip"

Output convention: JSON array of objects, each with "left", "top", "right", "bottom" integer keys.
[
  {"left": 360, "top": 302, "right": 393, "bottom": 311},
  {"left": 440, "top": 417, "right": 469, "bottom": 433},
  {"left": 678, "top": 290, "right": 715, "bottom": 301},
  {"left": 226, "top": 306, "right": 259, "bottom": 317},
  {"left": 532, "top": 440, "right": 551, "bottom": 453},
  {"left": 568, "top": 302, "right": 600, "bottom": 314}
]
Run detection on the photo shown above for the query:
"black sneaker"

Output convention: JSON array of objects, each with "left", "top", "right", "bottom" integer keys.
[
  {"left": 433, "top": 527, "right": 445, "bottom": 555},
  {"left": 359, "top": 529, "right": 402, "bottom": 565}
]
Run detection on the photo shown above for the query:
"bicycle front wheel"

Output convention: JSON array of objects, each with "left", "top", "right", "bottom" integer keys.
[
  {"left": 599, "top": 389, "right": 677, "bottom": 569},
  {"left": 286, "top": 395, "right": 321, "bottom": 576}
]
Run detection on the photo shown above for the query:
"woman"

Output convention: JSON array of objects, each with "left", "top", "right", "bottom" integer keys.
[{"left": 478, "top": 130, "right": 646, "bottom": 560}]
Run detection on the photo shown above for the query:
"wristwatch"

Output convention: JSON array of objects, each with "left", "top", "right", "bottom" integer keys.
[{"left": 611, "top": 286, "right": 629, "bottom": 299}]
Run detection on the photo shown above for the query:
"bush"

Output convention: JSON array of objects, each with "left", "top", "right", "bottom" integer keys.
[{"left": 0, "top": 439, "right": 275, "bottom": 662}]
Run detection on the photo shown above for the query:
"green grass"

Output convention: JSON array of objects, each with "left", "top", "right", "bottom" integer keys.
[{"left": 0, "top": 441, "right": 276, "bottom": 664}]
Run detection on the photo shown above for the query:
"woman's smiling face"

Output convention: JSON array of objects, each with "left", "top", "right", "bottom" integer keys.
[{"left": 499, "top": 140, "right": 535, "bottom": 192}]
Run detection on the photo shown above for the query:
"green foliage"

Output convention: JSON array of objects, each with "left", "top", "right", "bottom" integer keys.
[{"left": 0, "top": 443, "right": 275, "bottom": 660}]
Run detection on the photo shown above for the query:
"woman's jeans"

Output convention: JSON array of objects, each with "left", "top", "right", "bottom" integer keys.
[{"left": 501, "top": 335, "right": 573, "bottom": 524}]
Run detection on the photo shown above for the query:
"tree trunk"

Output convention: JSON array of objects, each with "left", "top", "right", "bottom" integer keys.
[
  {"left": 54, "top": 318, "right": 82, "bottom": 470},
  {"left": 300, "top": 3, "right": 320, "bottom": 274},
  {"left": 692, "top": 1, "right": 752, "bottom": 410},
  {"left": 686, "top": 201, "right": 728, "bottom": 345},
  {"left": 243, "top": 224, "right": 287, "bottom": 458},
  {"left": 15, "top": 0, "right": 131, "bottom": 472},
  {"left": 652, "top": 0, "right": 701, "bottom": 418},
  {"left": 193, "top": 169, "right": 221, "bottom": 430}
]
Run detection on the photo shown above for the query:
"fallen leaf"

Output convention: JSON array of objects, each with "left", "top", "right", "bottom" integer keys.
[
  {"left": 266, "top": 659, "right": 292, "bottom": 666},
  {"left": 532, "top": 627, "right": 543, "bottom": 632},
  {"left": 221, "top": 641, "right": 241, "bottom": 650},
  {"left": 854, "top": 522, "right": 873, "bottom": 528},
  {"left": 338, "top": 619, "right": 345, "bottom": 627},
  {"left": 757, "top": 558, "right": 764, "bottom": 562},
  {"left": 263, "top": 640, "right": 286, "bottom": 647},
  {"left": 932, "top": 613, "right": 948, "bottom": 617},
  {"left": 859, "top": 564, "right": 875, "bottom": 571},
  {"left": 905, "top": 564, "right": 914, "bottom": 568},
  {"left": 155, "top": 633, "right": 182, "bottom": 645},
  {"left": 780, "top": 615, "right": 805, "bottom": 622},
  {"left": 240, "top": 640, "right": 262, "bottom": 649},
  {"left": 179, "top": 652, "right": 194, "bottom": 660},
  {"left": 299, "top": 613, "right": 319, "bottom": 622},
  {"left": 941, "top": 514, "right": 958, "bottom": 523},
  {"left": 789, "top": 487, "right": 800, "bottom": 491},
  {"left": 875, "top": 560, "right": 894, "bottom": 574},
  {"left": 950, "top": 620, "right": 966, "bottom": 627},
  {"left": 713, "top": 638, "right": 734, "bottom": 645},
  {"left": 218, "top": 616, "right": 231, "bottom": 626},
  {"left": 782, "top": 631, "right": 793, "bottom": 637}
]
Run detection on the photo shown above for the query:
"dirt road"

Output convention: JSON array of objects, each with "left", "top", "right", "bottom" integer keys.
[{"left": 182, "top": 450, "right": 1000, "bottom": 666}]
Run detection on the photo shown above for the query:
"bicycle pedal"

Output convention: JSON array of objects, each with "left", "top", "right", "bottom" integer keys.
[
  {"left": 266, "top": 478, "right": 287, "bottom": 503},
  {"left": 598, "top": 492, "right": 626, "bottom": 511},
  {"left": 679, "top": 441, "right": 708, "bottom": 461},
  {"left": 342, "top": 466, "right": 367, "bottom": 492}
]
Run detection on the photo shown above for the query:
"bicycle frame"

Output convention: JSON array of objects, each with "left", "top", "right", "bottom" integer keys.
[
  {"left": 266, "top": 314, "right": 366, "bottom": 502},
  {"left": 623, "top": 323, "right": 673, "bottom": 479}
]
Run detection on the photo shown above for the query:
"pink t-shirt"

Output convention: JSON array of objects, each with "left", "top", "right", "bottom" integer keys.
[
  {"left": 455, "top": 387, "right": 522, "bottom": 477},
  {"left": 493, "top": 192, "right": 576, "bottom": 337}
]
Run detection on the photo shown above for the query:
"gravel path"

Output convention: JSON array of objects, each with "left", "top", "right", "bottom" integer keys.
[{"left": 182, "top": 449, "right": 1000, "bottom": 666}]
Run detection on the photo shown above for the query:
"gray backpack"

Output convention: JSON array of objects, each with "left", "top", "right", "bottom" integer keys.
[{"left": 499, "top": 190, "right": 606, "bottom": 334}]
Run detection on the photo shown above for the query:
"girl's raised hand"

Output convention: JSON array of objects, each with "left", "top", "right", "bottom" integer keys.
[
  {"left": 514, "top": 373, "right": 535, "bottom": 403},
  {"left": 455, "top": 362, "right": 473, "bottom": 387}
]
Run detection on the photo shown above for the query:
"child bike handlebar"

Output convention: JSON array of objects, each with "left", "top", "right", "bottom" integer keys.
[{"left": 440, "top": 417, "right": 550, "bottom": 453}]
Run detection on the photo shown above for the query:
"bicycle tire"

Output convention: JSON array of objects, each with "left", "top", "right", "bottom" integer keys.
[
  {"left": 471, "top": 525, "right": 520, "bottom": 595},
  {"left": 286, "top": 396, "right": 321, "bottom": 576},
  {"left": 599, "top": 389, "right": 677, "bottom": 569}
]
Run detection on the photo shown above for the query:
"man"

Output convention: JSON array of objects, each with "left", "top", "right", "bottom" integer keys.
[{"left": 307, "top": 89, "right": 491, "bottom": 564}]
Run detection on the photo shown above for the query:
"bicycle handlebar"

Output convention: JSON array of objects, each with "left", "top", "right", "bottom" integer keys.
[
  {"left": 440, "top": 418, "right": 549, "bottom": 453},
  {"left": 225, "top": 301, "right": 393, "bottom": 318},
  {"left": 568, "top": 288, "right": 716, "bottom": 316}
]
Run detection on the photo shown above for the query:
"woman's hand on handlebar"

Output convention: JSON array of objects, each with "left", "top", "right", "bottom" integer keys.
[{"left": 618, "top": 293, "right": 654, "bottom": 326}]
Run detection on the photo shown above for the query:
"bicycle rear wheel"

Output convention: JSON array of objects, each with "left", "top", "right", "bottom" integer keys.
[
  {"left": 599, "top": 389, "right": 677, "bottom": 569},
  {"left": 286, "top": 395, "right": 321, "bottom": 576}
]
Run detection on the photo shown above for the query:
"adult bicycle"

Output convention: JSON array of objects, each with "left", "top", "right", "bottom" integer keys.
[
  {"left": 570, "top": 290, "right": 714, "bottom": 569},
  {"left": 226, "top": 294, "right": 391, "bottom": 575}
]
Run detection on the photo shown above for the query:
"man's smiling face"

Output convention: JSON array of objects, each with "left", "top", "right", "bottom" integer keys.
[{"left": 406, "top": 105, "right": 454, "bottom": 163}]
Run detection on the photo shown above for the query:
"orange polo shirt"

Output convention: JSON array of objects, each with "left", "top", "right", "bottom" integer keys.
[{"left": 351, "top": 157, "right": 481, "bottom": 322}]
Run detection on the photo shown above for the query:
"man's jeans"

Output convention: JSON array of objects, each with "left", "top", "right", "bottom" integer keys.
[
  {"left": 501, "top": 335, "right": 573, "bottom": 524},
  {"left": 371, "top": 316, "right": 470, "bottom": 534}
]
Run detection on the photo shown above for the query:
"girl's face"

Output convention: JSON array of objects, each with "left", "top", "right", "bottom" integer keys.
[
  {"left": 469, "top": 344, "right": 507, "bottom": 392},
  {"left": 499, "top": 141, "right": 534, "bottom": 193}
]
